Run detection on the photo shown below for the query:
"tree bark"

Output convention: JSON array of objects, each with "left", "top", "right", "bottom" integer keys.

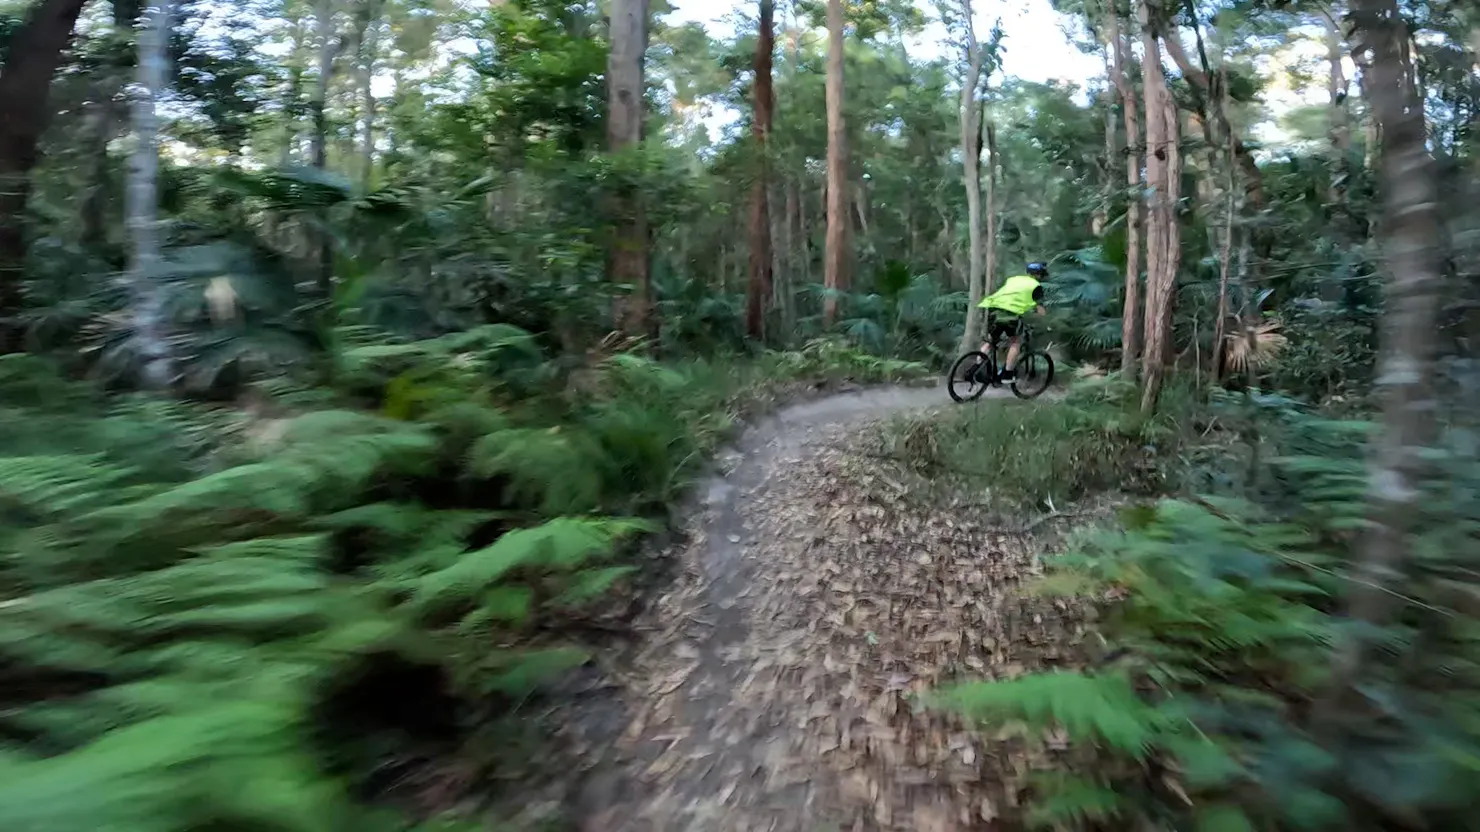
[
  {"left": 1157, "top": 80, "right": 1183, "bottom": 370},
  {"left": 984, "top": 121, "right": 998, "bottom": 299},
  {"left": 1333, "top": 0, "right": 1445, "bottom": 682},
  {"left": 746, "top": 0, "right": 775, "bottom": 340},
  {"left": 357, "top": 1, "right": 384, "bottom": 191},
  {"left": 79, "top": 1, "right": 142, "bottom": 254},
  {"left": 822, "top": 0, "right": 848, "bottom": 327},
  {"left": 608, "top": 0, "right": 651, "bottom": 336},
  {"left": 1137, "top": 0, "right": 1171, "bottom": 413},
  {"left": 1108, "top": 7, "right": 1143, "bottom": 377},
  {"left": 1325, "top": 8, "right": 1353, "bottom": 223},
  {"left": 0, "top": 0, "right": 91, "bottom": 350},
  {"left": 125, "top": 0, "right": 175, "bottom": 388},
  {"left": 310, "top": 0, "right": 338, "bottom": 299},
  {"left": 957, "top": 0, "right": 985, "bottom": 354},
  {"left": 1212, "top": 154, "right": 1236, "bottom": 378}
]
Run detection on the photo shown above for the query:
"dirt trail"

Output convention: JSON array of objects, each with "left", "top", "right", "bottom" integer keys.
[{"left": 570, "top": 383, "right": 1084, "bottom": 832}]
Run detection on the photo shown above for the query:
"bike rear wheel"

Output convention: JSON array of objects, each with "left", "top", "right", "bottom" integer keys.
[
  {"left": 948, "top": 351, "right": 993, "bottom": 403},
  {"left": 1010, "top": 351, "right": 1055, "bottom": 399}
]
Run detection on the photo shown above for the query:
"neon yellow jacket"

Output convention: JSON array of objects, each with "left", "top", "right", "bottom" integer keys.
[{"left": 978, "top": 274, "right": 1042, "bottom": 315}]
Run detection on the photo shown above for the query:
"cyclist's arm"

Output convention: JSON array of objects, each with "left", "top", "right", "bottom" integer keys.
[{"left": 1032, "top": 285, "right": 1046, "bottom": 315}]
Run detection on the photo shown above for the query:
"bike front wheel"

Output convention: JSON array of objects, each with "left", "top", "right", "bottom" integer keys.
[
  {"left": 1010, "top": 351, "right": 1055, "bottom": 399},
  {"left": 948, "top": 351, "right": 993, "bottom": 403}
]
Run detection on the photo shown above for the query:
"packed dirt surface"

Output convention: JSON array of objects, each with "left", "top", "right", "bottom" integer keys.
[{"left": 564, "top": 384, "right": 1088, "bottom": 831}]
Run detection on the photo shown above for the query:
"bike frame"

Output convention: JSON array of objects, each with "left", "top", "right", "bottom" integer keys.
[{"left": 985, "top": 315, "right": 1035, "bottom": 369}]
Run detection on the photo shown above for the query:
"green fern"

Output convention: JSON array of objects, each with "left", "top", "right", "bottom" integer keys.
[
  {"left": 937, "top": 671, "right": 1168, "bottom": 759},
  {"left": 410, "top": 516, "right": 648, "bottom": 618},
  {"left": 468, "top": 426, "right": 604, "bottom": 514},
  {"left": 0, "top": 697, "right": 390, "bottom": 832},
  {"left": 1023, "top": 772, "right": 1126, "bottom": 829}
]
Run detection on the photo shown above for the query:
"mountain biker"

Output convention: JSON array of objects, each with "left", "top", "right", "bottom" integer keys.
[{"left": 977, "top": 262, "right": 1048, "bottom": 382}]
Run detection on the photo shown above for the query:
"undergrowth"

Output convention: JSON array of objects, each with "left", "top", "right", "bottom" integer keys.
[
  {"left": 0, "top": 335, "right": 925, "bottom": 831},
  {"left": 881, "top": 373, "right": 1210, "bottom": 506},
  {"left": 931, "top": 379, "right": 1480, "bottom": 830}
]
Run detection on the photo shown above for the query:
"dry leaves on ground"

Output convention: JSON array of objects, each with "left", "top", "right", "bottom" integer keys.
[{"left": 579, "top": 409, "right": 1094, "bottom": 832}]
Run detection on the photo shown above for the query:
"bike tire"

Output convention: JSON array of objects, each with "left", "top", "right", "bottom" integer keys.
[
  {"left": 948, "top": 351, "right": 993, "bottom": 403},
  {"left": 1010, "top": 351, "right": 1055, "bottom": 400}
]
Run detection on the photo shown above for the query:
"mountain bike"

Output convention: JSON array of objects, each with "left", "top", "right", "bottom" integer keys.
[{"left": 946, "top": 316, "right": 1055, "bottom": 402}]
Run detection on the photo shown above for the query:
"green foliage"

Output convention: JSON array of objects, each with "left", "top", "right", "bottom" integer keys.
[
  {"left": 0, "top": 329, "right": 926, "bottom": 831},
  {"left": 939, "top": 395, "right": 1480, "bottom": 830},
  {"left": 938, "top": 499, "right": 1338, "bottom": 830}
]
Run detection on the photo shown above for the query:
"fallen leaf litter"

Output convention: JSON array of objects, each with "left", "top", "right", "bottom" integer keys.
[{"left": 565, "top": 389, "right": 1093, "bottom": 831}]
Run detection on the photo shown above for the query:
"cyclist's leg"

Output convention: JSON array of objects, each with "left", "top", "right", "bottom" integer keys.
[
  {"left": 977, "top": 309, "right": 997, "bottom": 355},
  {"left": 1001, "top": 318, "right": 1023, "bottom": 379}
]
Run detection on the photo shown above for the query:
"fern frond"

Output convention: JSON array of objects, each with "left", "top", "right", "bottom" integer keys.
[
  {"left": 411, "top": 517, "right": 648, "bottom": 616},
  {"left": 936, "top": 671, "right": 1167, "bottom": 758},
  {"left": 1023, "top": 772, "right": 1126, "bottom": 829},
  {"left": 0, "top": 455, "right": 138, "bottom": 517},
  {"left": 468, "top": 427, "right": 603, "bottom": 515}
]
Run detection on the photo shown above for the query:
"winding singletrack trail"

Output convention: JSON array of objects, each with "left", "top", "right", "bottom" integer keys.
[{"left": 570, "top": 384, "right": 1086, "bottom": 832}]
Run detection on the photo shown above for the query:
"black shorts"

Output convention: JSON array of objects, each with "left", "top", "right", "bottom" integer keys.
[{"left": 987, "top": 312, "right": 1023, "bottom": 341}]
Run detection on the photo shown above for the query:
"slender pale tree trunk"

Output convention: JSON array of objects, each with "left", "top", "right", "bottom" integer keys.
[
  {"left": 772, "top": 177, "right": 792, "bottom": 337},
  {"left": 746, "top": 0, "right": 775, "bottom": 340},
  {"left": 1332, "top": 0, "right": 1445, "bottom": 683},
  {"left": 1137, "top": 0, "right": 1169, "bottom": 412},
  {"left": 1109, "top": 8, "right": 1143, "bottom": 378},
  {"left": 1095, "top": 30, "right": 1117, "bottom": 238},
  {"left": 1212, "top": 154, "right": 1237, "bottom": 377},
  {"left": 125, "top": 0, "right": 175, "bottom": 388},
  {"left": 279, "top": 18, "right": 308, "bottom": 168},
  {"left": 310, "top": 0, "right": 338, "bottom": 298},
  {"left": 358, "top": 2, "right": 383, "bottom": 191},
  {"left": 608, "top": 0, "right": 651, "bottom": 336},
  {"left": 0, "top": 0, "right": 92, "bottom": 350},
  {"left": 957, "top": 0, "right": 985, "bottom": 353},
  {"left": 823, "top": 0, "right": 848, "bottom": 326},
  {"left": 1158, "top": 84, "right": 1183, "bottom": 371},
  {"left": 1326, "top": 8, "right": 1353, "bottom": 232},
  {"left": 984, "top": 120, "right": 999, "bottom": 297},
  {"left": 79, "top": 1, "right": 142, "bottom": 252}
]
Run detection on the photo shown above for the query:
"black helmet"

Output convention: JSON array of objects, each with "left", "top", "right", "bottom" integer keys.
[{"left": 1026, "top": 261, "right": 1049, "bottom": 277}]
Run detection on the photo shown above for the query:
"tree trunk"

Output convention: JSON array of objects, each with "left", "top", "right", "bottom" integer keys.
[
  {"left": 1138, "top": 0, "right": 1170, "bottom": 412},
  {"left": 310, "top": 0, "right": 338, "bottom": 298},
  {"left": 0, "top": 0, "right": 91, "bottom": 350},
  {"left": 1109, "top": 10, "right": 1143, "bottom": 378},
  {"left": 1325, "top": 8, "right": 1352, "bottom": 222},
  {"left": 1333, "top": 0, "right": 1445, "bottom": 682},
  {"left": 1212, "top": 158, "right": 1236, "bottom": 378},
  {"left": 1157, "top": 80, "right": 1183, "bottom": 372},
  {"left": 984, "top": 121, "right": 999, "bottom": 298},
  {"left": 822, "top": 0, "right": 848, "bottom": 327},
  {"left": 608, "top": 0, "right": 651, "bottom": 336},
  {"left": 957, "top": 0, "right": 985, "bottom": 354},
  {"left": 278, "top": 19, "right": 306, "bottom": 167},
  {"left": 125, "top": 0, "right": 175, "bottom": 388},
  {"left": 358, "top": 2, "right": 383, "bottom": 191},
  {"left": 78, "top": 93, "right": 120, "bottom": 253},
  {"left": 746, "top": 0, "right": 775, "bottom": 340},
  {"left": 773, "top": 177, "right": 793, "bottom": 337},
  {"left": 1095, "top": 34, "right": 1117, "bottom": 238},
  {"left": 79, "top": 1, "right": 141, "bottom": 254}
]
